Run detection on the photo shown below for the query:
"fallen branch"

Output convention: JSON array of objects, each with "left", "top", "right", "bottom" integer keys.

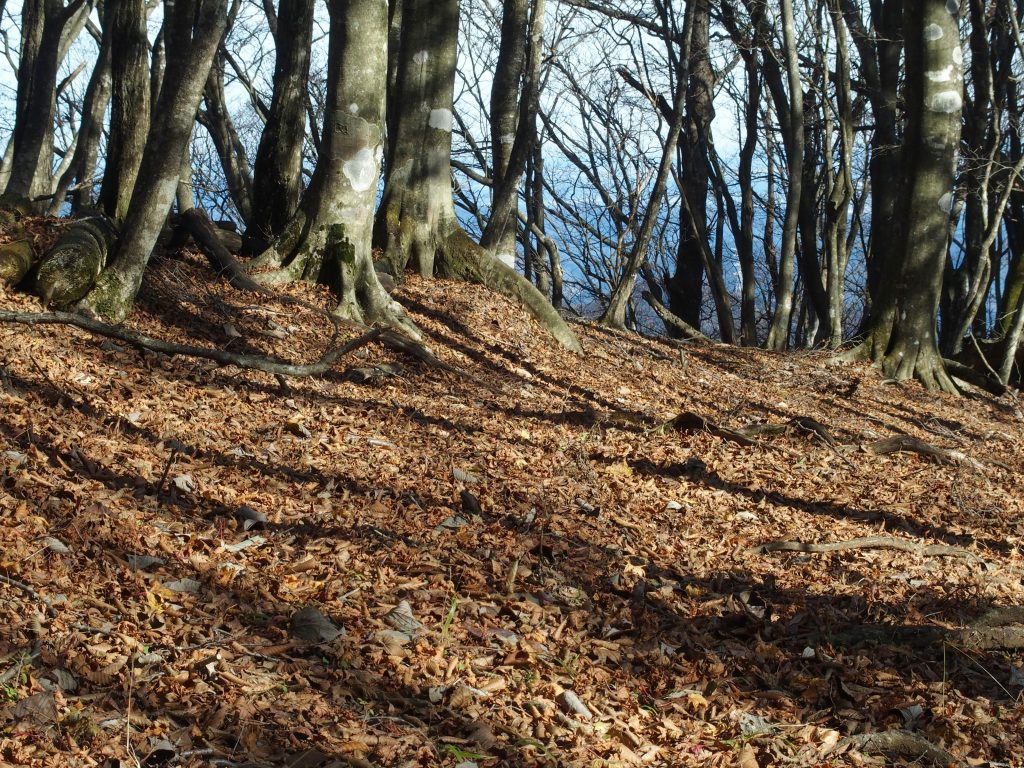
[
  {"left": 0, "top": 309, "right": 381, "bottom": 377},
  {"left": 751, "top": 535, "right": 982, "bottom": 562},
  {"left": 842, "top": 730, "right": 959, "bottom": 766},
  {"left": 817, "top": 621, "right": 1024, "bottom": 651}
]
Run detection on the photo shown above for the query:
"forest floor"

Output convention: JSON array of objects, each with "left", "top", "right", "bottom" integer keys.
[{"left": 1, "top": 226, "right": 1023, "bottom": 767}]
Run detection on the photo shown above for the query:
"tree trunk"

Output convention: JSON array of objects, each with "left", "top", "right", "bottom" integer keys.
[
  {"left": 667, "top": 0, "right": 713, "bottom": 337},
  {"left": 199, "top": 53, "right": 255, "bottom": 226},
  {"left": 822, "top": 0, "right": 854, "bottom": 348},
  {"left": 248, "top": 0, "right": 314, "bottom": 243},
  {"left": 48, "top": 29, "right": 113, "bottom": 215},
  {"left": 486, "top": 0, "right": 529, "bottom": 269},
  {"left": 247, "top": 0, "right": 416, "bottom": 335},
  {"left": 99, "top": 0, "right": 151, "bottom": 221},
  {"left": 765, "top": 0, "right": 804, "bottom": 351},
  {"left": 848, "top": 0, "right": 962, "bottom": 392},
  {"left": 76, "top": 0, "right": 228, "bottom": 322},
  {"left": 737, "top": 53, "right": 760, "bottom": 346},
  {"left": 4, "top": 0, "right": 81, "bottom": 208},
  {"left": 371, "top": 0, "right": 579, "bottom": 351}
]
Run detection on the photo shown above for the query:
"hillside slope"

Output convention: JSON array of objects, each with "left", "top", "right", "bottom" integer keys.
[{"left": 1, "top": 247, "right": 1023, "bottom": 767}]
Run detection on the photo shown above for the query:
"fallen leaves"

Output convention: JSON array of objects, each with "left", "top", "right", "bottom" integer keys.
[{"left": 0, "top": 250, "right": 1022, "bottom": 766}]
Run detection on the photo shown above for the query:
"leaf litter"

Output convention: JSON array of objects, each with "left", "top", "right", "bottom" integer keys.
[{"left": 0, "top": 246, "right": 1022, "bottom": 766}]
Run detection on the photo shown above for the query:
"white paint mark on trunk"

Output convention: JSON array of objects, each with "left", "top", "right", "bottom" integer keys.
[
  {"left": 926, "top": 66, "right": 954, "bottom": 82},
  {"left": 929, "top": 90, "right": 962, "bottom": 113},
  {"left": 500, "top": 133, "right": 515, "bottom": 145},
  {"left": 428, "top": 108, "right": 453, "bottom": 132},
  {"left": 343, "top": 147, "right": 378, "bottom": 193},
  {"left": 413, "top": 50, "right": 429, "bottom": 66},
  {"left": 348, "top": 103, "right": 359, "bottom": 114},
  {"left": 938, "top": 191, "right": 954, "bottom": 213},
  {"left": 952, "top": 46, "right": 963, "bottom": 65},
  {"left": 924, "top": 23, "right": 944, "bottom": 40},
  {"left": 495, "top": 251, "right": 515, "bottom": 268}
]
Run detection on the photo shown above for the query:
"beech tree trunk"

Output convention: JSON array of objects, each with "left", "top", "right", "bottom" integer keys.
[
  {"left": 4, "top": 0, "right": 86, "bottom": 208},
  {"left": 99, "top": 0, "right": 151, "bottom": 221},
  {"left": 485, "top": 0, "right": 529, "bottom": 269},
  {"left": 248, "top": 0, "right": 314, "bottom": 242},
  {"left": 199, "top": 53, "right": 254, "bottom": 226},
  {"left": 48, "top": 30, "right": 112, "bottom": 215},
  {"left": 848, "top": 0, "right": 961, "bottom": 391},
  {"left": 765, "top": 0, "right": 804, "bottom": 350},
  {"left": 667, "top": 0, "right": 713, "bottom": 335},
  {"left": 75, "top": 0, "right": 228, "bottom": 321},
  {"left": 246, "top": 0, "right": 415, "bottom": 334},
  {"left": 374, "top": 0, "right": 581, "bottom": 351}
]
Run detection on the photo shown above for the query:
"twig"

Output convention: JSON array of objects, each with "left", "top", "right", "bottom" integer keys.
[{"left": 155, "top": 445, "right": 179, "bottom": 506}]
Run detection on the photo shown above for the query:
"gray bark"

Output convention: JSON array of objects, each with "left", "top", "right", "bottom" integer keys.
[
  {"left": 248, "top": 0, "right": 314, "bottom": 242},
  {"left": 99, "top": 0, "right": 151, "bottom": 220},
  {"left": 78, "top": 0, "right": 229, "bottom": 321}
]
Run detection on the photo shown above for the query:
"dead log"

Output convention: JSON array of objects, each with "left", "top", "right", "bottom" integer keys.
[{"left": 34, "top": 216, "right": 118, "bottom": 306}]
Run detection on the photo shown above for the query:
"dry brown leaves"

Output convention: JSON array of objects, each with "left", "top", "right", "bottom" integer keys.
[{"left": 0, "top": 236, "right": 1022, "bottom": 767}]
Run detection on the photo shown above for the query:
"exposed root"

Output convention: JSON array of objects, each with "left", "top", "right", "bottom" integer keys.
[
  {"left": 654, "top": 411, "right": 755, "bottom": 446},
  {"left": 864, "top": 435, "right": 961, "bottom": 465},
  {"left": 0, "top": 309, "right": 381, "bottom": 378},
  {"left": 750, "top": 535, "right": 982, "bottom": 562},
  {"left": 642, "top": 290, "right": 712, "bottom": 343},
  {"left": 736, "top": 416, "right": 838, "bottom": 446},
  {"left": 841, "top": 730, "right": 959, "bottom": 766}
]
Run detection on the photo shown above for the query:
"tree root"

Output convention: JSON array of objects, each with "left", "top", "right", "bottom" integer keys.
[
  {"left": 864, "top": 435, "right": 963, "bottom": 465},
  {"left": 750, "top": 535, "right": 982, "bottom": 562},
  {"left": 180, "top": 208, "right": 263, "bottom": 292},
  {"left": 841, "top": 730, "right": 959, "bottom": 766},
  {"left": 0, "top": 309, "right": 381, "bottom": 378},
  {"left": 641, "top": 290, "right": 712, "bottom": 343},
  {"left": 653, "top": 411, "right": 755, "bottom": 446},
  {"left": 736, "top": 416, "right": 839, "bottom": 446},
  {"left": 0, "top": 308, "right": 501, "bottom": 392}
]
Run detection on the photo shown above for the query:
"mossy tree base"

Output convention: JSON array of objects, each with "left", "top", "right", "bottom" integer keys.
[
  {"left": 34, "top": 216, "right": 118, "bottom": 306},
  {"left": 0, "top": 202, "right": 36, "bottom": 285}
]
